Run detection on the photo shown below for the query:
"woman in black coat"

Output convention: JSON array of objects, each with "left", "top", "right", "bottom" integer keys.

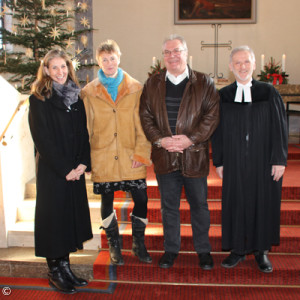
[{"left": 29, "top": 49, "right": 93, "bottom": 294}]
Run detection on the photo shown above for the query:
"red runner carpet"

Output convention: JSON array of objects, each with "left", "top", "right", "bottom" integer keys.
[{"left": 92, "top": 144, "right": 300, "bottom": 299}]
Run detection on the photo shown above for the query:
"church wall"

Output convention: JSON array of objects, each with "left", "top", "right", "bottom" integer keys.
[{"left": 92, "top": 0, "right": 300, "bottom": 84}]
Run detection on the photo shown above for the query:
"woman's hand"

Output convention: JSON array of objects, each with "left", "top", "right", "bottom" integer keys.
[
  {"left": 66, "top": 169, "right": 78, "bottom": 181},
  {"left": 66, "top": 164, "right": 87, "bottom": 181},
  {"left": 132, "top": 160, "right": 144, "bottom": 168}
]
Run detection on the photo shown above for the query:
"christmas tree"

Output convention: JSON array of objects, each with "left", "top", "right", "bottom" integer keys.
[{"left": 0, "top": 0, "right": 94, "bottom": 92}]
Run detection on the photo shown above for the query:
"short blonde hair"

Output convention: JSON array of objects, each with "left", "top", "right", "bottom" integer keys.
[{"left": 96, "top": 39, "right": 121, "bottom": 64}]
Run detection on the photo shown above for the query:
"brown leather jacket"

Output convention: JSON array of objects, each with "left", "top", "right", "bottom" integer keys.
[{"left": 139, "top": 68, "right": 219, "bottom": 177}]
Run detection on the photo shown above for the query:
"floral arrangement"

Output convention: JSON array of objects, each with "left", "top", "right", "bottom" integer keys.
[
  {"left": 257, "top": 57, "right": 288, "bottom": 85},
  {"left": 148, "top": 60, "right": 166, "bottom": 77}
]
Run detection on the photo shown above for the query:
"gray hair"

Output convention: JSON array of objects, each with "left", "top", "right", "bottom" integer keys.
[
  {"left": 162, "top": 34, "right": 188, "bottom": 52},
  {"left": 229, "top": 45, "right": 255, "bottom": 63}
]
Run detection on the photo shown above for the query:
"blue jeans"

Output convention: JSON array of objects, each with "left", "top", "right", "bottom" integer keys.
[{"left": 156, "top": 171, "right": 211, "bottom": 254}]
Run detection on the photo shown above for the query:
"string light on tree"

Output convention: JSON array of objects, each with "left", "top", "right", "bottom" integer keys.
[
  {"left": 81, "top": 35, "right": 88, "bottom": 47},
  {"left": 72, "top": 58, "right": 80, "bottom": 71}
]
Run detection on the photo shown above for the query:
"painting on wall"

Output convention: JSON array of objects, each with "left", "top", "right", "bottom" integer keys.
[{"left": 175, "top": 0, "right": 257, "bottom": 24}]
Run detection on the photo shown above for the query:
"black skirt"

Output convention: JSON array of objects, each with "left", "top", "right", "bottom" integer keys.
[{"left": 94, "top": 179, "right": 147, "bottom": 195}]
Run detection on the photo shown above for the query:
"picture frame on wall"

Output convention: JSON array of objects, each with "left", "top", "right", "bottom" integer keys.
[{"left": 175, "top": 0, "right": 257, "bottom": 24}]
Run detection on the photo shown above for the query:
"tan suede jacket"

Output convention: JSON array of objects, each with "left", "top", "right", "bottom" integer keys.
[
  {"left": 139, "top": 68, "right": 219, "bottom": 178},
  {"left": 82, "top": 71, "right": 151, "bottom": 183}
]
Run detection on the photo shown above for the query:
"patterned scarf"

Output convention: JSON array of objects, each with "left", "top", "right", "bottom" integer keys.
[
  {"left": 52, "top": 80, "right": 81, "bottom": 108},
  {"left": 98, "top": 68, "right": 124, "bottom": 101}
]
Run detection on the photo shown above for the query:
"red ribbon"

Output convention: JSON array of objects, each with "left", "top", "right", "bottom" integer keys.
[{"left": 267, "top": 73, "right": 283, "bottom": 85}]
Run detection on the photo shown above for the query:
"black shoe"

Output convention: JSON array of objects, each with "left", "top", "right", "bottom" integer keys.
[
  {"left": 198, "top": 253, "right": 214, "bottom": 270},
  {"left": 47, "top": 258, "right": 77, "bottom": 294},
  {"left": 60, "top": 256, "right": 88, "bottom": 287},
  {"left": 254, "top": 253, "right": 273, "bottom": 273},
  {"left": 158, "top": 252, "right": 178, "bottom": 269},
  {"left": 221, "top": 252, "right": 245, "bottom": 268}
]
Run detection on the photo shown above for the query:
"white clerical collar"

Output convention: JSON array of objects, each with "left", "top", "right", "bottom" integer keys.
[
  {"left": 234, "top": 80, "right": 252, "bottom": 103},
  {"left": 166, "top": 66, "right": 189, "bottom": 85}
]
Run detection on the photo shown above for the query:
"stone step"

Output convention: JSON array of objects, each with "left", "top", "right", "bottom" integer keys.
[{"left": 7, "top": 221, "right": 101, "bottom": 250}]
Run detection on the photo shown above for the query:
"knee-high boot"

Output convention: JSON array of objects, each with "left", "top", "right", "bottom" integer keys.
[
  {"left": 46, "top": 258, "right": 76, "bottom": 294},
  {"left": 101, "top": 211, "right": 124, "bottom": 265},
  {"left": 59, "top": 254, "right": 88, "bottom": 287},
  {"left": 131, "top": 214, "right": 152, "bottom": 263}
]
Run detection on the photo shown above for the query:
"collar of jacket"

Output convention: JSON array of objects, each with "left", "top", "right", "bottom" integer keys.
[
  {"left": 47, "top": 89, "right": 79, "bottom": 111},
  {"left": 81, "top": 71, "right": 142, "bottom": 106}
]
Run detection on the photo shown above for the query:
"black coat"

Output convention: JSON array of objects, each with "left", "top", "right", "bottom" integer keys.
[
  {"left": 212, "top": 80, "right": 288, "bottom": 252},
  {"left": 29, "top": 90, "right": 93, "bottom": 258}
]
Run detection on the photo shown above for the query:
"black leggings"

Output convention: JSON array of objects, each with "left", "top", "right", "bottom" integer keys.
[{"left": 101, "top": 188, "right": 148, "bottom": 220}]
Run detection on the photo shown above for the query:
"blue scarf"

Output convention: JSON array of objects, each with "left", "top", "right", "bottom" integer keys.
[{"left": 98, "top": 68, "right": 124, "bottom": 101}]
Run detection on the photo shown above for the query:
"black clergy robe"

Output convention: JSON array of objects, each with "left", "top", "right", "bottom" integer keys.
[{"left": 211, "top": 79, "right": 288, "bottom": 253}]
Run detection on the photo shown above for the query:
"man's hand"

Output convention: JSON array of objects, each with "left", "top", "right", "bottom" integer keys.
[
  {"left": 216, "top": 166, "right": 223, "bottom": 179},
  {"left": 271, "top": 165, "right": 285, "bottom": 181},
  {"left": 161, "top": 135, "right": 193, "bottom": 153}
]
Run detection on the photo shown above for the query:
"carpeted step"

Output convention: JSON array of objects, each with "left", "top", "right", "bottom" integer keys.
[
  {"left": 287, "top": 144, "right": 300, "bottom": 160},
  {"left": 93, "top": 251, "right": 300, "bottom": 287},
  {"left": 112, "top": 199, "right": 300, "bottom": 226},
  {"left": 1, "top": 276, "right": 299, "bottom": 300},
  {"left": 145, "top": 160, "right": 300, "bottom": 200},
  {"left": 100, "top": 224, "right": 300, "bottom": 253}
]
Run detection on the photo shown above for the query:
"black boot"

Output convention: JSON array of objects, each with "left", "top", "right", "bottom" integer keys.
[
  {"left": 59, "top": 255, "right": 88, "bottom": 287},
  {"left": 131, "top": 215, "right": 152, "bottom": 263},
  {"left": 46, "top": 258, "right": 76, "bottom": 294},
  {"left": 102, "top": 215, "right": 124, "bottom": 265}
]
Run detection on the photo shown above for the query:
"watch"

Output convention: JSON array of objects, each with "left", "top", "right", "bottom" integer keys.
[{"left": 153, "top": 138, "right": 162, "bottom": 148}]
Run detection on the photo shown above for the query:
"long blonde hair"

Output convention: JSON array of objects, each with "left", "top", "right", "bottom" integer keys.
[{"left": 31, "top": 49, "right": 79, "bottom": 100}]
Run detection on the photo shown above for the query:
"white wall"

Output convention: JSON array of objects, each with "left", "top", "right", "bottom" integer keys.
[
  {"left": 0, "top": 77, "right": 35, "bottom": 247},
  {"left": 92, "top": 0, "right": 300, "bottom": 84}
]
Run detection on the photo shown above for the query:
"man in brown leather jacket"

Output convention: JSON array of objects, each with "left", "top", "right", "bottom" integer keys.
[{"left": 139, "top": 34, "right": 219, "bottom": 269}]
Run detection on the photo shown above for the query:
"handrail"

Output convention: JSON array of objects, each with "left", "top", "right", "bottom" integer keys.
[{"left": 0, "top": 97, "right": 29, "bottom": 146}]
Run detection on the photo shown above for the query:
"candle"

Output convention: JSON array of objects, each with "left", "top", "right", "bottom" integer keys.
[
  {"left": 152, "top": 57, "right": 156, "bottom": 67},
  {"left": 85, "top": 59, "right": 87, "bottom": 65},
  {"left": 189, "top": 56, "right": 193, "bottom": 69},
  {"left": 282, "top": 54, "right": 286, "bottom": 73},
  {"left": 261, "top": 54, "right": 264, "bottom": 72}
]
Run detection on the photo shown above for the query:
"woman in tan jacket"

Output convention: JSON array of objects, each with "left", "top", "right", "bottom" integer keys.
[{"left": 82, "top": 40, "right": 152, "bottom": 265}]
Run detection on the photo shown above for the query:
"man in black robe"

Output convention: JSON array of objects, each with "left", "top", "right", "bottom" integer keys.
[{"left": 212, "top": 46, "right": 288, "bottom": 273}]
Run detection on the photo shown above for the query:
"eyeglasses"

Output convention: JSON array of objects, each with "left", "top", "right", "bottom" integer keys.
[{"left": 162, "top": 48, "right": 186, "bottom": 57}]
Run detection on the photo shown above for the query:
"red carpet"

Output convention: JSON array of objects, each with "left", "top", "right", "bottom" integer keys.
[
  {"left": 1, "top": 277, "right": 299, "bottom": 300},
  {"left": 93, "top": 144, "right": 300, "bottom": 299}
]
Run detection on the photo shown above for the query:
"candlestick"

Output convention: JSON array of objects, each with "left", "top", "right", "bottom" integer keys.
[
  {"left": 152, "top": 57, "right": 156, "bottom": 67},
  {"left": 261, "top": 54, "right": 264, "bottom": 72},
  {"left": 282, "top": 54, "right": 286, "bottom": 72},
  {"left": 189, "top": 56, "right": 193, "bottom": 69}
]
